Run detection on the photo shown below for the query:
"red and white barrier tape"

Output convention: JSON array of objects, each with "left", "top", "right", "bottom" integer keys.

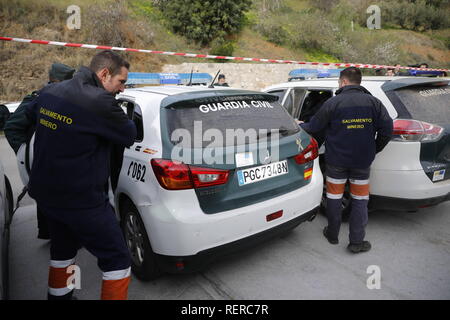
[{"left": 1, "top": 36, "right": 449, "bottom": 72}]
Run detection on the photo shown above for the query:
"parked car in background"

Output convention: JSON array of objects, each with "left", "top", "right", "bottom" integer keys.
[{"left": 264, "top": 76, "right": 450, "bottom": 213}]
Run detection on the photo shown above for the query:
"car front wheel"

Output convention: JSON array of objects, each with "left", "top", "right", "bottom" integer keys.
[{"left": 121, "top": 201, "right": 162, "bottom": 281}]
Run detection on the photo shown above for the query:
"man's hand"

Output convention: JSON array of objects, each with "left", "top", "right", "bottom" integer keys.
[{"left": 296, "top": 119, "right": 304, "bottom": 125}]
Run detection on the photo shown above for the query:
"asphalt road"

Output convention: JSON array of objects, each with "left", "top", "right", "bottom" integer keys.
[{"left": 1, "top": 135, "right": 449, "bottom": 300}]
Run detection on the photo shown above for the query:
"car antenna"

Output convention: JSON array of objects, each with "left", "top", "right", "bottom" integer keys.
[
  {"left": 209, "top": 70, "right": 220, "bottom": 88},
  {"left": 187, "top": 68, "right": 193, "bottom": 86}
]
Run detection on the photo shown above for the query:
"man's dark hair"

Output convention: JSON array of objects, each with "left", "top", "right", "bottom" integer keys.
[
  {"left": 89, "top": 50, "right": 130, "bottom": 76},
  {"left": 218, "top": 74, "right": 226, "bottom": 80},
  {"left": 340, "top": 67, "right": 362, "bottom": 84}
]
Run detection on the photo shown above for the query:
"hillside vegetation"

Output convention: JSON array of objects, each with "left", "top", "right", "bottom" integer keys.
[{"left": 0, "top": 0, "right": 449, "bottom": 102}]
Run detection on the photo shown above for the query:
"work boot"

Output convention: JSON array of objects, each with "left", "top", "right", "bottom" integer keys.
[
  {"left": 323, "top": 226, "right": 338, "bottom": 245},
  {"left": 347, "top": 241, "right": 371, "bottom": 253}
]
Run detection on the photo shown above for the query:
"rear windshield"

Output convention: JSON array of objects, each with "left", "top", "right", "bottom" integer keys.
[
  {"left": 388, "top": 84, "right": 450, "bottom": 125},
  {"left": 164, "top": 95, "right": 300, "bottom": 148}
]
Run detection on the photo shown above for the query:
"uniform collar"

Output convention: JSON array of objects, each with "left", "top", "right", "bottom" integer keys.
[
  {"left": 335, "top": 85, "right": 372, "bottom": 96},
  {"left": 76, "top": 66, "right": 106, "bottom": 90}
]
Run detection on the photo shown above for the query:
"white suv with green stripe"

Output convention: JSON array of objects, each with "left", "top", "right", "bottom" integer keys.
[{"left": 113, "top": 86, "right": 323, "bottom": 280}]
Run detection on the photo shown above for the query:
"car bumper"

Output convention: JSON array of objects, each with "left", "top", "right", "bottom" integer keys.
[
  {"left": 139, "top": 159, "right": 323, "bottom": 257},
  {"left": 369, "top": 192, "right": 450, "bottom": 211},
  {"left": 154, "top": 206, "right": 319, "bottom": 274},
  {"left": 370, "top": 168, "right": 450, "bottom": 200}
]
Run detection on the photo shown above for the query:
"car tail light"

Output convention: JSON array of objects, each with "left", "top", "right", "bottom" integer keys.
[
  {"left": 151, "top": 159, "right": 229, "bottom": 190},
  {"left": 190, "top": 166, "right": 230, "bottom": 188},
  {"left": 294, "top": 137, "right": 319, "bottom": 164},
  {"left": 151, "top": 159, "right": 193, "bottom": 190},
  {"left": 392, "top": 119, "right": 443, "bottom": 142}
]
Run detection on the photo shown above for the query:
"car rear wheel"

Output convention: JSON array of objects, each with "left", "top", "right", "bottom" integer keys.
[{"left": 121, "top": 201, "right": 162, "bottom": 281}]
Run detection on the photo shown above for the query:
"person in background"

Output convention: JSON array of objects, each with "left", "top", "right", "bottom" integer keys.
[
  {"left": 0, "top": 104, "right": 10, "bottom": 130},
  {"left": 4, "top": 63, "right": 76, "bottom": 240},
  {"left": 393, "top": 63, "right": 407, "bottom": 76},
  {"left": 385, "top": 68, "right": 395, "bottom": 76},
  {"left": 214, "top": 74, "right": 230, "bottom": 87}
]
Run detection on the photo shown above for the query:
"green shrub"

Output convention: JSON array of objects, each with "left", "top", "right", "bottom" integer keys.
[
  {"left": 308, "top": 0, "right": 339, "bottom": 12},
  {"left": 210, "top": 38, "right": 236, "bottom": 60},
  {"left": 156, "top": 0, "right": 251, "bottom": 45},
  {"left": 381, "top": 0, "right": 450, "bottom": 31},
  {"left": 255, "top": 22, "right": 289, "bottom": 45}
]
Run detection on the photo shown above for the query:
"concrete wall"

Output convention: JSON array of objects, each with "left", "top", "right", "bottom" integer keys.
[{"left": 162, "top": 62, "right": 320, "bottom": 91}]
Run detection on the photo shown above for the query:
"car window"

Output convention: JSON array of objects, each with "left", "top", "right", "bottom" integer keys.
[
  {"left": 133, "top": 106, "right": 144, "bottom": 142},
  {"left": 163, "top": 94, "right": 300, "bottom": 148},
  {"left": 280, "top": 89, "right": 308, "bottom": 118},
  {"left": 387, "top": 84, "right": 450, "bottom": 125},
  {"left": 291, "top": 88, "right": 307, "bottom": 119},
  {"left": 297, "top": 90, "right": 333, "bottom": 121},
  {"left": 283, "top": 89, "right": 294, "bottom": 116},
  {"left": 119, "top": 100, "right": 144, "bottom": 142}
]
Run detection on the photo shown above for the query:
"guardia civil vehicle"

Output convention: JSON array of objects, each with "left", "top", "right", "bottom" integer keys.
[{"left": 18, "top": 85, "right": 324, "bottom": 280}]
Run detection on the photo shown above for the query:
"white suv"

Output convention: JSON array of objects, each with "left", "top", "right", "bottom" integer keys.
[
  {"left": 264, "top": 76, "right": 450, "bottom": 213},
  {"left": 18, "top": 85, "right": 323, "bottom": 280}
]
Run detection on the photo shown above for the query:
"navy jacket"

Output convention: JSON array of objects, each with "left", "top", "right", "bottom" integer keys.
[
  {"left": 26, "top": 67, "right": 137, "bottom": 209},
  {"left": 4, "top": 91, "right": 38, "bottom": 153},
  {"left": 300, "top": 85, "right": 393, "bottom": 169}
]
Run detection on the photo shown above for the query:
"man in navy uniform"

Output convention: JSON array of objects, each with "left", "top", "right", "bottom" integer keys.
[
  {"left": 25, "top": 51, "right": 136, "bottom": 299},
  {"left": 300, "top": 67, "right": 393, "bottom": 253}
]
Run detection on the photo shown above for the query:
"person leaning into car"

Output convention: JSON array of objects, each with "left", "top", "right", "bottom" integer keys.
[
  {"left": 23, "top": 51, "right": 137, "bottom": 300},
  {"left": 4, "top": 63, "right": 76, "bottom": 240},
  {"left": 299, "top": 67, "right": 393, "bottom": 254}
]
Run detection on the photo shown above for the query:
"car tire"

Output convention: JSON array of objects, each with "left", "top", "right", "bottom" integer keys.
[{"left": 121, "top": 201, "right": 162, "bottom": 281}]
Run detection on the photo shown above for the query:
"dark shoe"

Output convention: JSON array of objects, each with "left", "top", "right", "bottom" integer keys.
[
  {"left": 38, "top": 229, "right": 51, "bottom": 240},
  {"left": 323, "top": 227, "right": 338, "bottom": 245},
  {"left": 347, "top": 241, "right": 371, "bottom": 253}
]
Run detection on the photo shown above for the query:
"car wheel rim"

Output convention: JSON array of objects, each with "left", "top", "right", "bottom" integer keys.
[{"left": 125, "top": 212, "right": 145, "bottom": 267}]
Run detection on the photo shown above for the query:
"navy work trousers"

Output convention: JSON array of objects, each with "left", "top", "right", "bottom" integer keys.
[{"left": 325, "top": 164, "right": 370, "bottom": 245}]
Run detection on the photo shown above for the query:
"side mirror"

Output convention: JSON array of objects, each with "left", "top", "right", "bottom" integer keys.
[{"left": 0, "top": 104, "right": 11, "bottom": 130}]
